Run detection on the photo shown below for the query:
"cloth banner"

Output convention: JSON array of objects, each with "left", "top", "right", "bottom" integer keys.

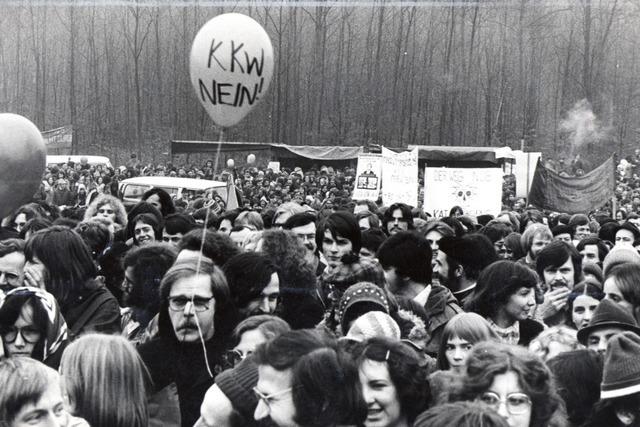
[
  {"left": 352, "top": 153, "right": 382, "bottom": 201},
  {"left": 381, "top": 147, "right": 418, "bottom": 207},
  {"left": 424, "top": 167, "right": 503, "bottom": 218},
  {"left": 42, "top": 125, "right": 72, "bottom": 155},
  {"left": 528, "top": 156, "right": 615, "bottom": 214}
]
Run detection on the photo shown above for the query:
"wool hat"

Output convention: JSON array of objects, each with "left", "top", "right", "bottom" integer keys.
[
  {"left": 601, "top": 331, "right": 640, "bottom": 399},
  {"left": 602, "top": 245, "right": 640, "bottom": 277},
  {"left": 338, "top": 282, "right": 390, "bottom": 335},
  {"left": 346, "top": 311, "right": 401, "bottom": 342},
  {"left": 214, "top": 356, "right": 259, "bottom": 416},
  {"left": 577, "top": 299, "right": 640, "bottom": 345},
  {"left": 322, "top": 257, "right": 387, "bottom": 293}
]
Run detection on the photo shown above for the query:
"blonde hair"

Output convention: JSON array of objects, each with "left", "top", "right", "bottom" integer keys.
[{"left": 60, "top": 334, "right": 149, "bottom": 427}]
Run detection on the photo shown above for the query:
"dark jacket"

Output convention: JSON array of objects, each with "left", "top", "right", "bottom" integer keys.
[
  {"left": 423, "top": 284, "right": 464, "bottom": 357},
  {"left": 138, "top": 298, "right": 230, "bottom": 427},
  {"left": 518, "top": 318, "right": 545, "bottom": 347},
  {"left": 63, "top": 279, "right": 121, "bottom": 337}
]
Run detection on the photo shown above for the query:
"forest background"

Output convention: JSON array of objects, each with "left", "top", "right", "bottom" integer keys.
[{"left": 1, "top": 0, "right": 637, "bottom": 169}]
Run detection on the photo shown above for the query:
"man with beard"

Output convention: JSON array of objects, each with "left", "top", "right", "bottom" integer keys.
[
  {"left": 138, "top": 258, "right": 237, "bottom": 427},
  {"left": 283, "top": 212, "right": 326, "bottom": 275},
  {"left": 434, "top": 233, "right": 497, "bottom": 306},
  {"left": 223, "top": 252, "right": 281, "bottom": 320},
  {"left": 382, "top": 202, "right": 414, "bottom": 236},
  {"left": 516, "top": 223, "right": 553, "bottom": 271},
  {"left": 535, "top": 240, "right": 582, "bottom": 327}
]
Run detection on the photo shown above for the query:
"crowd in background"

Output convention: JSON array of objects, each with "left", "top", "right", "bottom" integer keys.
[{"left": 4, "top": 152, "right": 640, "bottom": 427}]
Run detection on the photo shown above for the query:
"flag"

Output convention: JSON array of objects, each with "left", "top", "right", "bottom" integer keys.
[
  {"left": 527, "top": 156, "right": 614, "bottom": 214},
  {"left": 225, "top": 176, "right": 239, "bottom": 210}
]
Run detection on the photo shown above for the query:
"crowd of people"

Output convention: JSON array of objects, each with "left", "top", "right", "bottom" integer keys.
[{"left": 4, "top": 154, "right": 640, "bottom": 427}]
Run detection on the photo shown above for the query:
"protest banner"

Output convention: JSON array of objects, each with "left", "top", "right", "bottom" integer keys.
[
  {"left": 267, "top": 161, "right": 280, "bottom": 172},
  {"left": 381, "top": 147, "right": 418, "bottom": 206},
  {"left": 42, "top": 125, "right": 73, "bottom": 155},
  {"left": 353, "top": 153, "right": 382, "bottom": 201},
  {"left": 513, "top": 150, "right": 541, "bottom": 198},
  {"left": 424, "top": 167, "right": 503, "bottom": 218},
  {"left": 528, "top": 156, "right": 615, "bottom": 214}
]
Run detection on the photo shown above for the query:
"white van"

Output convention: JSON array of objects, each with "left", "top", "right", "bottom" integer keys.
[
  {"left": 118, "top": 176, "right": 229, "bottom": 208},
  {"left": 46, "top": 155, "right": 113, "bottom": 169}
]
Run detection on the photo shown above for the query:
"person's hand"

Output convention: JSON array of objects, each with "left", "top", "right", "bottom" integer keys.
[
  {"left": 23, "top": 265, "right": 46, "bottom": 289},
  {"left": 537, "top": 287, "right": 571, "bottom": 319}
]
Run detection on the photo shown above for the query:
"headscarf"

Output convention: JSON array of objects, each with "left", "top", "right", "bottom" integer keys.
[{"left": 0, "top": 287, "right": 68, "bottom": 362}]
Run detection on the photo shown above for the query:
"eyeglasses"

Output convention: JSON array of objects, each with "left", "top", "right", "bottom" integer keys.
[
  {"left": 253, "top": 387, "right": 293, "bottom": 410},
  {"left": 168, "top": 296, "right": 214, "bottom": 312},
  {"left": 2, "top": 326, "right": 41, "bottom": 343},
  {"left": 478, "top": 392, "right": 531, "bottom": 415}
]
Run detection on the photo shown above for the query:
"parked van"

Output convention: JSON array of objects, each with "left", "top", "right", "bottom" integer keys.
[
  {"left": 46, "top": 155, "right": 113, "bottom": 169},
  {"left": 118, "top": 176, "right": 229, "bottom": 208}
]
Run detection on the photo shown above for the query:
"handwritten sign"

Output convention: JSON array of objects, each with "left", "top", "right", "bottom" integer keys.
[
  {"left": 381, "top": 147, "right": 418, "bottom": 207},
  {"left": 190, "top": 14, "right": 274, "bottom": 127},
  {"left": 267, "top": 161, "right": 280, "bottom": 172},
  {"left": 353, "top": 153, "right": 382, "bottom": 201},
  {"left": 424, "top": 167, "right": 503, "bottom": 217}
]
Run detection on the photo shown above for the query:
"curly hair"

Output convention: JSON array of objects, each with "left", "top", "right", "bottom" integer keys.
[
  {"left": 83, "top": 194, "right": 128, "bottom": 229},
  {"left": 458, "top": 341, "right": 562, "bottom": 427},
  {"left": 357, "top": 337, "right": 431, "bottom": 423},
  {"left": 141, "top": 187, "right": 175, "bottom": 217}
]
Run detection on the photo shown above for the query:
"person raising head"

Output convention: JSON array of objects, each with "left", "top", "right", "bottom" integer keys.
[
  {"left": 356, "top": 337, "right": 431, "bottom": 427},
  {"left": 60, "top": 334, "right": 149, "bottom": 427},
  {"left": 456, "top": 341, "right": 564, "bottom": 427}
]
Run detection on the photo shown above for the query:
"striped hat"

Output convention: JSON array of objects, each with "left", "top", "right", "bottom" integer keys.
[
  {"left": 346, "top": 311, "right": 401, "bottom": 342},
  {"left": 601, "top": 331, "right": 640, "bottom": 399}
]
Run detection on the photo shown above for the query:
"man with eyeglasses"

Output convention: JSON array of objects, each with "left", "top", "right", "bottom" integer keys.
[
  {"left": 138, "top": 258, "right": 237, "bottom": 427},
  {"left": 282, "top": 212, "right": 325, "bottom": 275},
  {"left": 0, "top": 238, "right": 26, "bottom": 295},
  {"left": 253, "top": 329, "right": 366, "bottom": 427}
]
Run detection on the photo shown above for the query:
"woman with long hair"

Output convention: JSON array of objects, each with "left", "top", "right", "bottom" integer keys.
[
  {"left": 24, "top": 226, "right": 121, "bottom": 336},
  {"left": 60, "top": 333, "right": 149, "bottom": 427},
  {"left": 603, "top": 263, "right": 640, "bottom": 322},
  {"left": 465, "top": 261, "right": 544, "bottom": 346},
  {"left": 355, "top": 337, "right": 431, "bottom": 427},
  {"left": 0, "top": 287, "right": 68, "bottom": 368},
  {"left": 456, "top": 341, "right": 564, "bottom": 427}
]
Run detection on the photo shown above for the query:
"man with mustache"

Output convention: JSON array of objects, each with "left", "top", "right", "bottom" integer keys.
[
  {"left": 535, "top": 240, "right": 583, "bottom": 327},
  {"left": 382, "top": 203, "right": 414, "bottom": 236},
  {"left": 138, "top": 258, "right": 238, "bottom": 427}
]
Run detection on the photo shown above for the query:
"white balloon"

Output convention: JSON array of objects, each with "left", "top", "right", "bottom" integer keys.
[
  {"left": 227, "top": 159, "right": 235, "bottom": 168},
  {"left": 190, "top": 13, "right": 274, "bottom": 127},
  {"left": 247, "top": 153, "right": 256, "bottom": 164}
]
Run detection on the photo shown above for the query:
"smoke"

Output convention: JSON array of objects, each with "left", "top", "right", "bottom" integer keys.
[{"left": 559, "top": 99, "right": 612, "bottom": 156}]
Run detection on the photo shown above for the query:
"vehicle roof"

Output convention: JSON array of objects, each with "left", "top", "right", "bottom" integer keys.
[
  {"left": 46, "top": 155, "right": 112, "bottom": 165},
  {"left": 119, "top": 176, "right": 227, "bottom": 190}
]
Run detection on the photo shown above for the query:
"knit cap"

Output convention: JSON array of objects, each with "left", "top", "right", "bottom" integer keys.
[
  {"left": 603, "top": 245, "right": 640, "bottom": 277},
  {"left": 214, "top": 356, "right": 259, "bottom": 416},
  {"left": 346, "top": 311, "right": 401, "bottom": 342},
  {"left": 338, "top": 282, "right": 390, "bottom": 335},
  {"left": 601, "top": 331, "right": 640, "bottom": 399}
]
